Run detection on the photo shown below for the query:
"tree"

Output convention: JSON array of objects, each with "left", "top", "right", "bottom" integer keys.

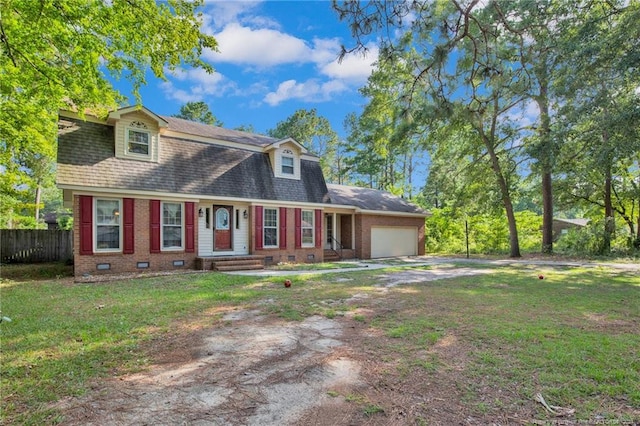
[
  {"left": 268, "top": 109, "right": 340, "bottom": 182},
  {"left": 1, "top": 0, "right": 216, "bottom": 228},
  {"left": 173, "top": 101, "right": 223, "bottom": 126},
  {"left": 334, "top": 0, "right": 637, "bottom": 256},
  {"left": 336, "top": 1, "right": 528, "bottom": 256},
  {"left": 553, "top": 1, "right": 640, "bottom": 252}
]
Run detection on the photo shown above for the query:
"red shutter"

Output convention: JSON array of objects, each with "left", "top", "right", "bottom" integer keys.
[
  {"left": 123, "top": 198, "right": 135, "bottom": 254},
  {"left": 79, "top": 195, "right": 93, "bottom": 255},
  {"left": 279, "top": 207, "right": 287, "bottom": 249},
  {"left": 150, "top": 200, "right": 161, "bottom": 253},
  {"left": 295, "top": 208, "right": 302, "bottom": 248},
  {"left": 185, "top": 202, "right": 195, "bottom": 253},
  {"left": 315, "top": 209, "right": 322, "bottom": 248},
  {"left": 254, "top": 206, "right": 263, "bottom": 250}
]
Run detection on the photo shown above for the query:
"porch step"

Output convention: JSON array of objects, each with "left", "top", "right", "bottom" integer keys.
[
  {"left": 213, "top": 259, "right": 265, "bottom": 271},
  {"left": 196, "top": 255, "right": 265, "bottom": 272},
  {"left": 215, "top": 263, "right": 265, "bottom": 272},
  {"left": 323, "top": 250, "right": 341, "bottom": 262}
]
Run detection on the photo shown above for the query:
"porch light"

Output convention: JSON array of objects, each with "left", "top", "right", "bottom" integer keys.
[
  {"left": 243, "top": 210, "right": 248, "bottom": 219},
  {"left": 198, "top": 208, "right": 204, "bottom": 218}
]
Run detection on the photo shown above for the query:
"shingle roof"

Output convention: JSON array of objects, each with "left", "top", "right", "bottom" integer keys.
[
  {"left": 57, "top": 118, "right": 328, "bottom": 204},
  {"left": 327, "top": 184, "right": 428, "bottom": 215},
  {"left": 160, "top": 115, "right": 280, "bottom": 148},
  {"left": 554, "top": 218, "right": 589, "bottom": 227},
  {"left": 57, "top": 117, "right": 427, "bottom": 215}
]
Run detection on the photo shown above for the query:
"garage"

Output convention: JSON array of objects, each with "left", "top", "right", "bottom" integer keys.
[{"left": 370, "top": 226, "right": 418, "bottom": 258}]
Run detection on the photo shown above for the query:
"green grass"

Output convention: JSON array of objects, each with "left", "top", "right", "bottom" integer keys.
[
  {"left": 1, "top": 264, "right": 639, "bottom": 424},
  {"left": 268, "top": 261, "right": 363, "bottom": 271},
  {"left": 0, "top": 262, "right": 73, "bottom": 281}
]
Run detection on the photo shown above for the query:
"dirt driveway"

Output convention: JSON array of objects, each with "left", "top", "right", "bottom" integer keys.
[{"left": 54, "top": 266, "right": 524, "bottom": 425}]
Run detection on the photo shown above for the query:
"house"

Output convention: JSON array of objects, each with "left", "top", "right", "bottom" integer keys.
[
  {"left": 57, "top": 106, "right": 428, "bottom": 279},
  {"left": 552, "top": 218, "right": 589, "bottom": 241}
]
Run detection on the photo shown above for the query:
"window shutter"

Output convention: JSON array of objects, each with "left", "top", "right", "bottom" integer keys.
[
  {"left": 150, "top": 200, "right": 161, "bottom": 253},
  {"left": 185, "top": 202, "right": 195, "bottom": 253},
  {"left": 123, "top": 198, "right": 135, "bottom": 254},
  {"left": 315, "top": 209, "right": 322, "bottom": 248},
  {"left": 254, "top": 206, "right": 263, "bottom": 250},
  {"left": 79, "top": 195, "right": 93, "bottom": 255},
  {"left": 279, "top": 207, "right": 287, "bottom": 249},
  {"left": 295, "top": 208, "right": 302, "bottom": 249}
]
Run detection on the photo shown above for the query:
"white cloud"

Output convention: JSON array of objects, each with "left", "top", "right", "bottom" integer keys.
[
  {"left": 264, "top": 79, "right": 347, "bottom": 106},
  {"left": 320, "top": 43, "right": 379, "bottom": 84},
  {"left": 161, "top": 67, "right": 231, "bottom": 103},
  {"left": 159, "top": 81, "right": 203, "bottom": 104},
  {"left": 204, "top": 23, "right": 310, "bottom": 66},
  {"left": 204, "top": 1, "right": 266, "bottom": 29}
]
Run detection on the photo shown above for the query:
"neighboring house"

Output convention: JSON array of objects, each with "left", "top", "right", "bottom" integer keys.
[
  {"left": 552, "top": 218, "right": 589, "bottom": 241},
  {"left": 57, "top": 106, "right": 428, "bottom": 278}
]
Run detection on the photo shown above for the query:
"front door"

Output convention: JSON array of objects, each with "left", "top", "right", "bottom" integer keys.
[
  {"left": 325, "top": 214, "right": 333, "bottom": 249},
  {"left": 214, "top": 205, "right": 233, "bottom": 251}
]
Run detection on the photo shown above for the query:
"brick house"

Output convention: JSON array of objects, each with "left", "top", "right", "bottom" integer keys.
[{"left": 57, "top": 106, "right": 428, "bottom": 278}]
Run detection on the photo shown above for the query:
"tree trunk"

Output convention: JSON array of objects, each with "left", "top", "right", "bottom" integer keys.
[
  {"left": 541, "top": 171, "right": 553, "bottom": 253},
  {"left": 603, "top": 172, "right": 614, "bottom": 253},
  {"left": 535, "top": 78, "right": 554, "bottom": 254},
  {"left": 483, "top": 134, "right": 521, "bottom": 258},
  {"left": 636, "top": 199, "right": 640, "bottom": 248},
  {"left": 34, "top": 183, "right": 42, "bottom": 225}
]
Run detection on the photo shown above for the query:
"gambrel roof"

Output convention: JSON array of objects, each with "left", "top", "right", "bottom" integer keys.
[{"left": 57, "top": 118, "right": 328, "bottom": 204}]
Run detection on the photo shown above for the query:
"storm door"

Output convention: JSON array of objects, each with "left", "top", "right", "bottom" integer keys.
[{"left": 213, "top": 205, "right": 233, "bottom": 251}]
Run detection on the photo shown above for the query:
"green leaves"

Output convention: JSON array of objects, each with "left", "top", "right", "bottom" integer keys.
[
  {"left": 0, "top": 0, "right": 216, "bottom": 228},
  {"left": 174, "top": 101, "right": 223, "bottom": 126}
]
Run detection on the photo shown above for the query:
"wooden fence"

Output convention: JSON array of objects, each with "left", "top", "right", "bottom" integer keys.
[{"left": 1, "top": 230, "right": 73, "bottom": 263}]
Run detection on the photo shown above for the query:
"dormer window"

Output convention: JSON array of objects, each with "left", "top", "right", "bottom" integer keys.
[
  {"left": 270, "top": 145, "right": 301, "bottom": 179},
  {"left": 281, "top": 152, "right": 294, "bottom": 175},
  {"left": 127, "top": 121, "right": 150, "bottom": 156}
]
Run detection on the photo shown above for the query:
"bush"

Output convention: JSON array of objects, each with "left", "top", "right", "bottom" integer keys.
[{"left": 555, "top": 219, "right": 639, "bottom": 256}]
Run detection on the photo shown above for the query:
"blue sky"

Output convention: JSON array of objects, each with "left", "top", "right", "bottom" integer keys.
[{"left": 113, "top": 1, "right": 378, "bottom": 137}]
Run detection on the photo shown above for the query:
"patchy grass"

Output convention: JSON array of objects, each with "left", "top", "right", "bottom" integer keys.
[
  {"left": 1, "top": 264, "right": 639, "bottom": 424},
  {"left": 364, "top": 267, "right": 640, "bottom": 422},
  {"left": 0, "top": 262, "right": 73, "bottom": 281},
  {"left": 0, "top": 272, "right": 263, "bottom": 425},
  {"left": 268, "top": 261, "right": 363, "bottom": 271}
]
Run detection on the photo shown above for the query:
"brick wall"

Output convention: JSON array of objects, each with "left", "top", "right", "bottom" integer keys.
[
  {"left": 73, "top": 196, "right": 198, "bottom": 279},
  {"left": 355, "top": 214, "right": 426, "bottom": 259},
  {"left": 253, "top": 206, "right": 323, "bottom": 264}
]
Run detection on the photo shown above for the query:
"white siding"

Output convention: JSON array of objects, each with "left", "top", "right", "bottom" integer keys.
[
  {"left": 198, "top": 204, "right": 249, "bottom": 256},
  {"left": 114, "top": 111, "right": 159, "bottom": 162},
  {"left": 272, "top": 143, "right": 301, "bottom": 180}
]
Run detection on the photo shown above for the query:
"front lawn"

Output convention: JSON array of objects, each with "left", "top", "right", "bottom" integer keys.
[{"left": 1, "top": 264, "right": 638, "bottom": 424}]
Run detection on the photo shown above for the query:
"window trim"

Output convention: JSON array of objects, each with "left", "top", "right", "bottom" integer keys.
[
  {"left": 263, "top": 207, "right": 279, "bottom": 248},
  {"left": 126, "top": 127, "right": 151, "bottom": 157},
  {"left": 94, "top": 198, "right": 122, "bottom": 253},
  {"left": 161, "top": 201, "right": 184, "bottom": 251},
  {"left": 301, "top": 209, "right": 314, "bottom": 247},
  {"left": 281, "top": 155, "right": 295, "bottom": 175}
]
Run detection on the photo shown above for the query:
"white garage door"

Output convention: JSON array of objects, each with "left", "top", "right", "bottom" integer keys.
[{"left": 371, "top": 226, "right": 417, "bottom": 258}]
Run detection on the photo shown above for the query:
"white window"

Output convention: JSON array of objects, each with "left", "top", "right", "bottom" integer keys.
[
  {"left": 263, "top": 208, "right": 278, "bottom": 247},
  {"left": 95, "top": 198, "right": 121, "bottom": 251},
  {"left": 302, "top": 210, "right": 314, "bottom": 246},
  {"left": 162, "top": 202, "right": 183, "bottom": 250},
  {"left": 127, "top": 128, "right": 150, "bottom": 156},
  {"left": 281, "top": 155, "right": 294, "bottom": 175}
]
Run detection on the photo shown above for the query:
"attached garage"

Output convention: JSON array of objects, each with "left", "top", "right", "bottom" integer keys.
[{"left": 370, "top": 226, "right": 418, "bottom": 258}]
